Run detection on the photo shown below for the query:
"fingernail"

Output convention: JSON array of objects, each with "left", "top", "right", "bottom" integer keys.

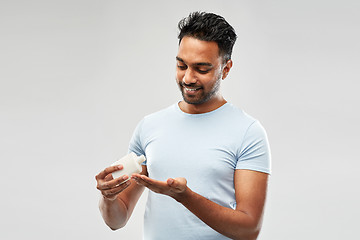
[{"left": 122, "top": 175, "right": 128, "bottom": 180}]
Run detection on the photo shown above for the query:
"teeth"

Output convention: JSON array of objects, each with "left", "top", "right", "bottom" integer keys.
[{"left": 185, "top": 87, "right": 200, "bottom": 91}]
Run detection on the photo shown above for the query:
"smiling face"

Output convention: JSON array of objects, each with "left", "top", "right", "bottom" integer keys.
[{"left": 176, "top": 36, "right": 232, "bottom": 113}]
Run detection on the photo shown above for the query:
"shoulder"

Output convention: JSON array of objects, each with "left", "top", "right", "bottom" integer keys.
[
  {"left": 144, "top": 104, "right": 176, "bottom": 120},
  {"left": 144, "top": 104, "right": 177, "bottom": 121},
  {"left": 129, "top": 104, "right": 177, "bottom": 151},
  {"left": 138, "top": 103, "right": 178, "bottom": 129},
  {"left": 222, "top": 103, "right": 259, "bottom": 129}
]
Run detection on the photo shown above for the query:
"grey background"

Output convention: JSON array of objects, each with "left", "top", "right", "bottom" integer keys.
[{"left": 1, "top": 0, "right": 359, "bottom": 239}]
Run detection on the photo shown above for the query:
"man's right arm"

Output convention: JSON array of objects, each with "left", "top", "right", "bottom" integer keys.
[{"left": 96, "top": 165, "right": 148, "bottom": 230}]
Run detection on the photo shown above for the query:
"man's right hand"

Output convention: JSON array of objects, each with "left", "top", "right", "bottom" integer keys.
[{"left": 95, "top": 165, "right": 131, "bottom": 201}]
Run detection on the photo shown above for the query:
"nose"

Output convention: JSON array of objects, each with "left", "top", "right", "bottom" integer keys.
[{"left": 182, "top": 68, "right": 197, "bottom": 85}]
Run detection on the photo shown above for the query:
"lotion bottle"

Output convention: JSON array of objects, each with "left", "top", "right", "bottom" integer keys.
[{"left": 111, "top": 152, "right": 146, "bottom": 182}]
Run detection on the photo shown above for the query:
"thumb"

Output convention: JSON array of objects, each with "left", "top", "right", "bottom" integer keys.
[
  {"left": 167, "top": 178, "right": 175, "bottom": 186},
  {"left": 167, "top": 177, "right": 187, "bottom": 188}
]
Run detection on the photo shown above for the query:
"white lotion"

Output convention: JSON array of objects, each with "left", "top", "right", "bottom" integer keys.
[{"left": 111, "top": 152, "right": 146, "bottom": 182}]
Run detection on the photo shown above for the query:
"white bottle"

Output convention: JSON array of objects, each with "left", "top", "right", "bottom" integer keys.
[{"left": 111, "top": 152, "right": 146, "bottom": 182}]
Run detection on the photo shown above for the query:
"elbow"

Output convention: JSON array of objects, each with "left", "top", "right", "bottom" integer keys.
[
  {"left": 231, "top": 229, "right": 261, "bottom": 240},
  {"left": 231, "top": 215, "right": 263, "bottom": 240},
  {"left": 106, "top": 219, "right": 127, "bottom": 231},
  {"left": 231, "top": 228, "right": 261, "bottom": 240},
  {"left": 104, "top": 216, "right": 128, "bottom": 231},
  {"left": 247, "top": 218, "right": 262, "bottom": 237},
  {"left": 109, "top": 225, "right": 121, "bottom": 231},
  {"left": 109, "top": 226, "right": 119, "bottom": 231},
  {"left": 99, "top": 198, "right": 128, "bottom": 231}
]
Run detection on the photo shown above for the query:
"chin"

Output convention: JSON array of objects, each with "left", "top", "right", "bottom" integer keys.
[{"left": 183, "top": 96, "right": 207, "bottom": 105}]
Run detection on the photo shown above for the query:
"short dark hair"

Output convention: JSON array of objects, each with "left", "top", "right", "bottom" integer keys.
[{"left": 178, "top": 11, "right": 237, "bottom": 62}]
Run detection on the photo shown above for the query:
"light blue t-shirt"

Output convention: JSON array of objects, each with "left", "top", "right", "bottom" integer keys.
[{"left": 129, "top": 102, "right": 271, "bottom": 240}]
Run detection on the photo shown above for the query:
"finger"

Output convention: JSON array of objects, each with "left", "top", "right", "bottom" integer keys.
[
  {"left": 139, "top": 175, "right": 165, "bottom": 185},
  {"left": 174, "top": 177, "right": 187, "bottom": 186},
  {"left": 102, "top": 180, "right": 131, "bottom": 198},
  {"left": 167, "top": 178, "right": 175, "bottom": 186},
  {"left": 168, "top": 177, "right": 187, "bottom": 193},
  {"left": 133, "top": 176, "right": 161, "bottom": 192},
  {"left": 134, "top": 179, "right": 162, "bottom": 194},
  {"left": 136, "top": 176, "right": 172, "bottom": 194},
  {"left": 167, "top": 178, "right": 182, "bottom": 190},
  {"left": 97, "top": 175, "right": 129, "bottom": 190},
  {"left": 137, "top": 176, "right": 161, "bottom": 188},
  {"left": 131, "top": 173, "right": 142, "bottom": 179},
  {"left": 139, "top": 175, "right": 152, "bottom": 184},
  {"left": 132, "top": 175, "right": 150, "bottom": 186},
  {"left": 96, "top": 165, "right": 123, "bottom": 181},
  {"left": 104, "top": 173, "right": 114, "bottom": 181}
]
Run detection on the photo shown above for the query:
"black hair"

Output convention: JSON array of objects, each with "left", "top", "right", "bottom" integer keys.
[{"left": 178, "top": 11, "right": 237, "bottom": 62}]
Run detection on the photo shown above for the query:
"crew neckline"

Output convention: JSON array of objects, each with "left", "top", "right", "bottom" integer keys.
[{"left": 174, "top": 101, "right": 230, "bottom": 117}]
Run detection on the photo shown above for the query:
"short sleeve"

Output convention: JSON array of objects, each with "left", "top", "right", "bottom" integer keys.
[
  {"left": 128, "top": 118, "right": 147, "bottom": 164},
  {"left": 236, "top": 120, "right": 271, "bottom": 174}
]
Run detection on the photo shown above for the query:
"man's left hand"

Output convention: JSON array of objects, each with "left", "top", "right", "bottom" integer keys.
[{"left": 131, "top": 174, "right": 188, "bottom": 201}]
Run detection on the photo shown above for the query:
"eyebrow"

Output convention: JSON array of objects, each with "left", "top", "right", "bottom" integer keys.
[{"left": 176, "top": 56, "right": 213, "bottom": 67}]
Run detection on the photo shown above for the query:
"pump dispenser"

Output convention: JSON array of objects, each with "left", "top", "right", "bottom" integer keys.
[{"left": 111, "top": 152, "right": 146, "bottom": 182}]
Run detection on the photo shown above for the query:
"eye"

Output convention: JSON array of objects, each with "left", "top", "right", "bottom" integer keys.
[
  {"left": 177, "top": 64, "right": 187, "bottom": 70},
  {"left": 197, "top": 69, "right": 210, "bottom": 74}
]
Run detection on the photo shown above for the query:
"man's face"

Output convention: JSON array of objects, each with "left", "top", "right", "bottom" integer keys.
[{"left": 176, "top": 36, "right": 225, "bottom": 105}]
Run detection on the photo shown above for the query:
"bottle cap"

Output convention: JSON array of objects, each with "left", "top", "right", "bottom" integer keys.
[{"left": 137, "top": 155, "right": 146, "bottom": 164}]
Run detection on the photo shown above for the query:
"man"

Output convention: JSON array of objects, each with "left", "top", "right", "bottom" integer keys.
[{"left": 95, "top": 12, "right": 271, "bottom": 240}]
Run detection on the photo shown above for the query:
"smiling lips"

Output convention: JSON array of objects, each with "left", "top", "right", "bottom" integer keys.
[
  {"left": 184, "top": 86, "right": 201, "bottom": 92},
  {"left": 181, "top": 83, "right": 202, "bottom": 93}
]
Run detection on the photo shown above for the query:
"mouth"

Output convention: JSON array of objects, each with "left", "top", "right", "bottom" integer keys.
[{"left": 184, "top": 86, "right": 202, "bottom": 92}]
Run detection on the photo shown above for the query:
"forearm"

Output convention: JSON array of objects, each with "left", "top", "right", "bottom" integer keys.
[
  {"left": 99, "top": 195, "right": 129, "bottom": 230},
  {"left": 132, "top": 170, "right": 267, "bottom": 239},
  {"left": 97, "top": 165, "right": 148, "bottom": 230},
  {"left": 175, "top": 188, "right": 262, "bottom": 240}
]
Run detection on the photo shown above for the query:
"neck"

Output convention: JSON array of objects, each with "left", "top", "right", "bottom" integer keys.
[{"left": 179, "top": 96, "right": 227, "bottom": 114}]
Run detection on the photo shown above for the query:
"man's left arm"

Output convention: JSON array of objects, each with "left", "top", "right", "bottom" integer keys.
[{"left": 132, "top": 169, "right": 268, "bottom": 240}]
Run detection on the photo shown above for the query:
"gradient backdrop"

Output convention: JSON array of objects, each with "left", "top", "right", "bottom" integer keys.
[{"left": 1, "top": 0, "right": 359, "bottom": 239}]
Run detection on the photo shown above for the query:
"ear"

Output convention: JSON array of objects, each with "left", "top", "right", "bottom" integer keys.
[{"left": 222, "top": 59, "right": 233, "bottom": 80}]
